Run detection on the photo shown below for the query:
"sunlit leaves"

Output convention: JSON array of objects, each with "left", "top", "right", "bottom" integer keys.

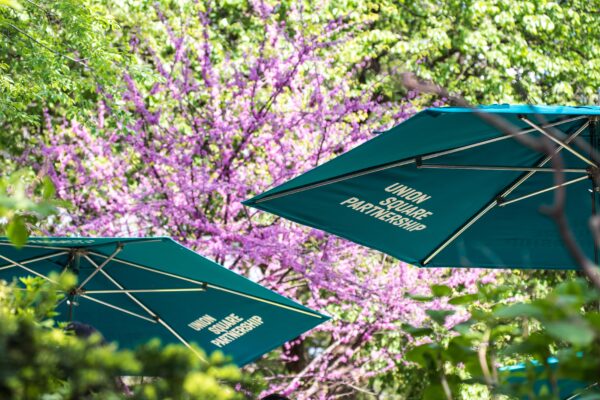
[
  {"left": 0, "top": 170, "right": 63, "bottom": 247},
  {"left": 0, "top": 0, "right": 126, "bottom": 150},
  {"left": 403, "top": 279, "right": 600, "bottom": 398},
  {"left": 330, "top": 0, "right": 600, "bottom": 104}
]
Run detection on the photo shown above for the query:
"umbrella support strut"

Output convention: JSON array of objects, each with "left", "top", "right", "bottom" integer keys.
[
  {"left": 84, "top": 288, "right": 207, "bottom": 294},
  {"left": 0, "top": 253, "right": 61, "bottom": 283},
  {"left": 417, "top": 164, "right": 587, "bottom": 173},
  {"left": 497, "top": 176, "right": 589, "bottom": 207},
  {"left": 0, "top": 251, "right": 69, "bottom": 272},
  {"left": 76, "top": 244, "right": 123, "bottom": 290},
  {"left": 81, "top": 295, "right": 159, "bottom": 323},
  {"left": 422, "top": 121, "right": 590, "bottom": 265},
  {"left": 82, "top": 255, "right": 207, "bottom": 361},
  {"left": 519, "top": 116, "right": 597, "bottom": 167},
  {"left": 88, "top": 251, "right": 323, "bottom": 318},
  {"left": 590, "top": 117, "right": 599, "bottom": 264},
  {"left": 67, "top": 293, "right": 75, "bottom": 322}
]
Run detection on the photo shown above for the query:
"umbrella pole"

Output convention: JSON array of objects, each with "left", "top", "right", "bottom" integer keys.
[
  {"left": 590, "top": 117, "right": 599, "bottom": 265},
  {"left": 66, "top": 249, "right": 82, "bottom": 322},
  {"left": 67, "top": 293, "right": 74, "bottom": 322}
]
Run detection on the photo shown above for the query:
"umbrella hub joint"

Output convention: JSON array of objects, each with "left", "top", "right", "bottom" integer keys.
[
  {"left": 66, "top": 248, "right": 89, "bottom": 274},
  {"left": 69, "top": 248, "right": 88, "bottom": 256},
  {"left": 587, "top": 166, "right": 600, "bottom": 191},
  {"left": 67, "top": 287, "right": 85, "bottom": 297},
  {"left": 65, "top": 288, "right": 82, "bottom": 309}
]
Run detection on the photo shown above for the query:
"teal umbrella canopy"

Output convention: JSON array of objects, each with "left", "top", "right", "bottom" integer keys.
[
  {"left": 245, "top": 105, "right": 600, "bottom": 270},
  {"left": 0, "top": 237, "right": 327, "bottom": 366},
  {"left": 501, "top": 358, "right": 597, "bottom": 399}
]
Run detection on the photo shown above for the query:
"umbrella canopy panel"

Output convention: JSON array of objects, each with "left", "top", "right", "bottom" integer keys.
[
  {"left": 501, "top": 358, "right": 598, "bottom": 399},
  {"left": 0, "top": 237, "right": 327, "bottom": 366},
  {"left": 245, "top": 105, "right": 600, "bottom": 269}
]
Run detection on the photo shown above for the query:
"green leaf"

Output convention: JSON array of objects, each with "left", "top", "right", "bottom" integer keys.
[
  {"left": 446, "top": 338, "right": 476, "bottom": 363},
  {"left": 405, "top": 343, "right": 439, "bottom": 367},
  {"left": 493, "top": 303, "right": 544, "bottom": 319},
  {"left": 449, "top": 294, "right": 478, "bottom": 305},
  {"left": 407, "top": 293, "right": 433, "bottom": 302},
  {"left": 6, "top": 215, "right": 28, "bottom": 248},
  {"left": 41, "top": 177, "right": 55, "bottom": 200},
  {"left": 422, "top": 384, "right": 447, "bottom": 399},
  {"left": 431, "top": 284, "right": 452, "bottom": 297},
  {"left": 426, "top": 309, "right": 455, "bottom": 325},
  {"left": 402, "top": 324, "right": 434, "bottom": 337},
  {"left": 545, "top": 321, "right": 595, "bottom": 346},
  {"left": 451, "top": 322, "right": 474, "bottom": 335}
]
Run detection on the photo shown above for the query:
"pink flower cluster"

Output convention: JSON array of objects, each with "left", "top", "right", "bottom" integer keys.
[{"left": 38, "top": 2, "right": 495, "bottom": 397}]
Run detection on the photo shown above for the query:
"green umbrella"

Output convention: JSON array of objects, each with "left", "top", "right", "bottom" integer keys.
[
  {"left": 0, "top": 237, "right": 327, "bottom": 366},
  {"left": 245, "top": 105, "right": 600, "bottom": 269}
]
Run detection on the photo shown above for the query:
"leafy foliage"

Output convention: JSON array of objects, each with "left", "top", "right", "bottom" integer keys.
[
  {"left": 0, "top": 169, "right": 63, "bottom": 247},
  {"left": 404, "top": 279, "right": 600, "bottom": 399},
  {"left": 3, "top": 0, "right": 600, "bottom": 398},
  {"left": 0, "top": 0, "right": 124, "bottom": 149},
  {"left": 322, "top": 0, "right": 600, "bottom": 104},
  {"left": 34, "top": 1, "right": 497, "bottom": 397}
]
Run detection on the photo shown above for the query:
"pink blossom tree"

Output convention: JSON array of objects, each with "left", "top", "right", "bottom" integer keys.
[{"left": 39, "top": 2, "right": 493, "bottom": 397}]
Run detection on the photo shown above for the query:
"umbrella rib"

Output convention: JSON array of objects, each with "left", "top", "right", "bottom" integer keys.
[
  {"left": 87, "top": 251, "right": 324, "bottom": 319},
  {"left": 0, "top": 253, "right": 63, "bottom": 283},
  {"left": 422, "top": 120, "right": 591, "bottom": 265},
  {"left": 0, "top": 251, "right": 69, "bottom": 272},
  {"left": 85, "top": 288, "right": 207, "bottom": 294},
  {"left": 87, "top": 251, "right": 206, "bottom": 285},
  {"left": 418, "top": 164, "right": 587, "bottom": 173},
  {"left": 520, "top": 117, "right": 597, "bottom": 167},
  {"left": 81, "top": 295, "right": 158, "bottom": 324},
  {"left": 156, "top": 318, "right": 206, "bottom": 361},
  {"left": 252, "top": 116, "right": 587, "bottom": 204},
  {"left": 83, "top": 238, "right": 164, "bottom": 248},
  {"left": 498, "top": 176, "right": 589, "bottom": 207},
  {"left": 82, "top": 255, "right": 206, "bottom": 361},
  {"left": 76, "top": 244, "right": 123, "bottom": 290},
  {"left": 82, "top": 254, "right": 158, "bottom": 320},
  {"left": 204, "top": 284, "right": 324, "bottom": 318}
]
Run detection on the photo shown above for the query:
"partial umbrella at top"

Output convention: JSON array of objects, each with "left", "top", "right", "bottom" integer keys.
[{"left": 245, "top": 105, "right": 600, "bottom": 270}]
